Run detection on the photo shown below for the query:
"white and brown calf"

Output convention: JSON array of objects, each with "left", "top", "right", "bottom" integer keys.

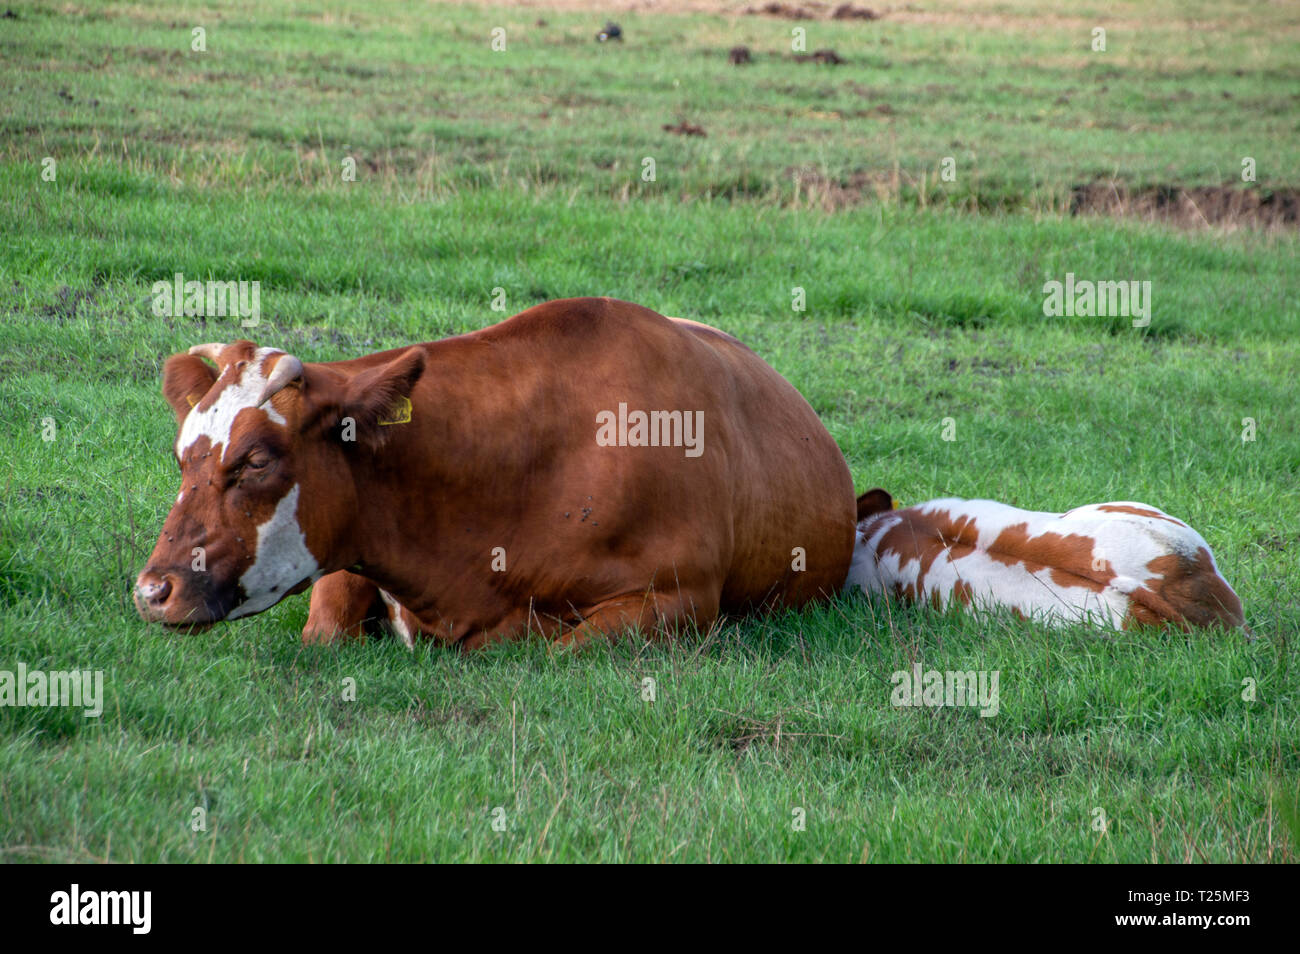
[{"left": 846, "top": 490, "right": 1246, "bottom": 632}]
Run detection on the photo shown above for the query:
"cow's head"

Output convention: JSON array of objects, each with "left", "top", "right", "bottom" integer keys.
[
  {"left": 134, "top": 340, "right": 425, "bottom": 628},
  {"left": 855, "top": 488, "right": 895, "bottom": 523}
]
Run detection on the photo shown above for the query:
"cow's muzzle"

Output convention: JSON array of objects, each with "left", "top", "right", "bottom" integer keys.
[{"left": 133, "top": 566, "right": 228, "bottom": 629}]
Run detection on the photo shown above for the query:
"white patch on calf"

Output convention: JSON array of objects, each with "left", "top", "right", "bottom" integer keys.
[
  {"left": 177, "top": 348, "right": 287, "bottom": 461},
  {"left": 227, "top": 484, "right": 321, "bottom": 619},
  {"left": 845, "top": 529, "right": 884, "bottom": 594}
]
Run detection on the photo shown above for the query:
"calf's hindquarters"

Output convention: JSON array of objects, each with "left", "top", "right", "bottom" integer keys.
[{"left": 847, "top": 491, "right": 1245, "bottom": 631}]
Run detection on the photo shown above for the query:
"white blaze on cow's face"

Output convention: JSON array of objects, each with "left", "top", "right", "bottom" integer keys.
[
  {"left": 177, "top": 346, "right": 288, "bottom": 461},
  {"left": 136, "top": 343, "right": 326, "bottom": 627},
  {"left": 227, "top": 484, "right": 321, "bottom": 619}
]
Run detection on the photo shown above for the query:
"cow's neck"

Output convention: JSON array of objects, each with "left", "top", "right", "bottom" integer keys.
[
  {"left": 336, "top": 375, "right": 506, "bottom": 633},
  {"left": 344, "top": 448, "right": 447, "bottom": 605}
]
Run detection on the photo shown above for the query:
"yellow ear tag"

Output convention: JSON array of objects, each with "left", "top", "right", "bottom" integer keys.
[
  {"left": 186, "top": 394, "right": 198, "bottom": 408},
  {"left": 892, "top": 499, "right": 901, "bottom": 509},
  {"left": 378, "top": 395, "right": 412, "bottom": 427}
]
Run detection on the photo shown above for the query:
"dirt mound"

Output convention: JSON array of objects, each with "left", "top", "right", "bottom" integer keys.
[
  {"left": 788, "top": 168, "right": 887, "bottom": 209},
  {"left": 794, "top": 48, "right": 845, "bottom": 64},
  {"left": 832, "top": 3, "right": 878, "bottom": 19},
  {"left": 746, "top": 2, "right": 877, "bottom": 19},
  {"left": 663, "top": 120, "right": 707, "bottom": 137},
  {"left": 1070, "top": 183, "right": 1300, "bottom": 230},
  {"left": 746, "top": 2, "right": 815, "bottom": 18},
  {"left": 786, "top": 170, "right": 1300, "bottom": 225}
]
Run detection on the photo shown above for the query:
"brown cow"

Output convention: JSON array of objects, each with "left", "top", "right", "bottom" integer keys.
[{"left": 135, "top": 298, "right": 856, "bottom": 647}]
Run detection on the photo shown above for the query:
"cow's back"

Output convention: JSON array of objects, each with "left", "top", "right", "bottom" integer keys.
[{"left": 662, "top": 313, "right": 856, "bottom": 609}]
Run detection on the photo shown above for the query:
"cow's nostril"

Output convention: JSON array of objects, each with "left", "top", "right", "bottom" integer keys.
[{"left": 137, "top": 575, "right": 173, "bottom": 607}]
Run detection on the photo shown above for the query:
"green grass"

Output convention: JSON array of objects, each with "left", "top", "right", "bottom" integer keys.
[
  {"left": 4, "top": 0, "right": 1298, "bottom": 202},
  {"left": 0, "top": 0, "right": 1297, "bottom": 862}
]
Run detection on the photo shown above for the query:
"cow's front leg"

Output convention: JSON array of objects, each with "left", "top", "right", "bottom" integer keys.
[
  {"left": 302, "top": 570, "right": 389, "bottom": 645},
  {"left": 552, "top": 586, "right": 721, "bottom": 648}
]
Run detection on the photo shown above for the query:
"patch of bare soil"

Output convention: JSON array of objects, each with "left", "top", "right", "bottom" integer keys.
[
  {"left": 788, "top": 167, "right": 891, "bottom": 209},
  {"left": 40, "top": 285, "right": 97, "bottom": 322},
  {"left": 831, "top": 3, "right": 878, "bottom": 19},
  {"left": 709, "top": 707, "right": 844, "bottom": 758},
  {"left": 1256, "top": 532, "right": 1299, "bottom": 552},
  {"left": 663, "top": 120, "right": 707, "bottom": 136},
  {"left": 793, "top": 48, "right": 845, "bottom": 64},
  {"left": 746, "top": 1, "right": 814, "bottom": 17},
  {"left": 744, "top": 1, "right": 876, "bottom": 19},
  {"left": 1070, "top": 183, "right": 1300, "bottom": 230}
]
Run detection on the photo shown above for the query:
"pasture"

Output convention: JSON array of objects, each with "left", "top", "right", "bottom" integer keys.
[{"left": 0, "top": 0, "right": 1297, "bottom": 862}]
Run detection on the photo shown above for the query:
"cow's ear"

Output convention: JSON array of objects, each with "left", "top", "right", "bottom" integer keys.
[
  {"left": 856, "top": 488, "right": 894, "bottom": 521},
  {"left": 339, "top": 347, "right": 426, "bottom": 446},
  {"left": 162, "top": 354, "right": 219, "bottom": 425}
]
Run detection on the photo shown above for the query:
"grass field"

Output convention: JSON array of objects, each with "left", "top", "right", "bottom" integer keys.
[{"left": 1, "top": 0, "right": 1298, "bottom": 862}]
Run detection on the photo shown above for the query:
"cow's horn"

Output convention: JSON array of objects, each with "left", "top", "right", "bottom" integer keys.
[
  {"left": 256, "top": 353, "right": 304, "bottom": 408},
  {"left": 188, "top": 343, "right": 227, "bottom": 364}
]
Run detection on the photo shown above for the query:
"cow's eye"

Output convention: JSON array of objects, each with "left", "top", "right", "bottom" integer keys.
[{"left": 244, "top": 457, "right": 269, "bottom": 470}]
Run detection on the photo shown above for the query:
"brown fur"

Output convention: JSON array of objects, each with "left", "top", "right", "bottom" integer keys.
[
  {"left": 139, "top": 298, "right": 857, "bottom": 647},
  {"left": 1124, "top": 548, "right": 1245, "bottom": 630}
]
